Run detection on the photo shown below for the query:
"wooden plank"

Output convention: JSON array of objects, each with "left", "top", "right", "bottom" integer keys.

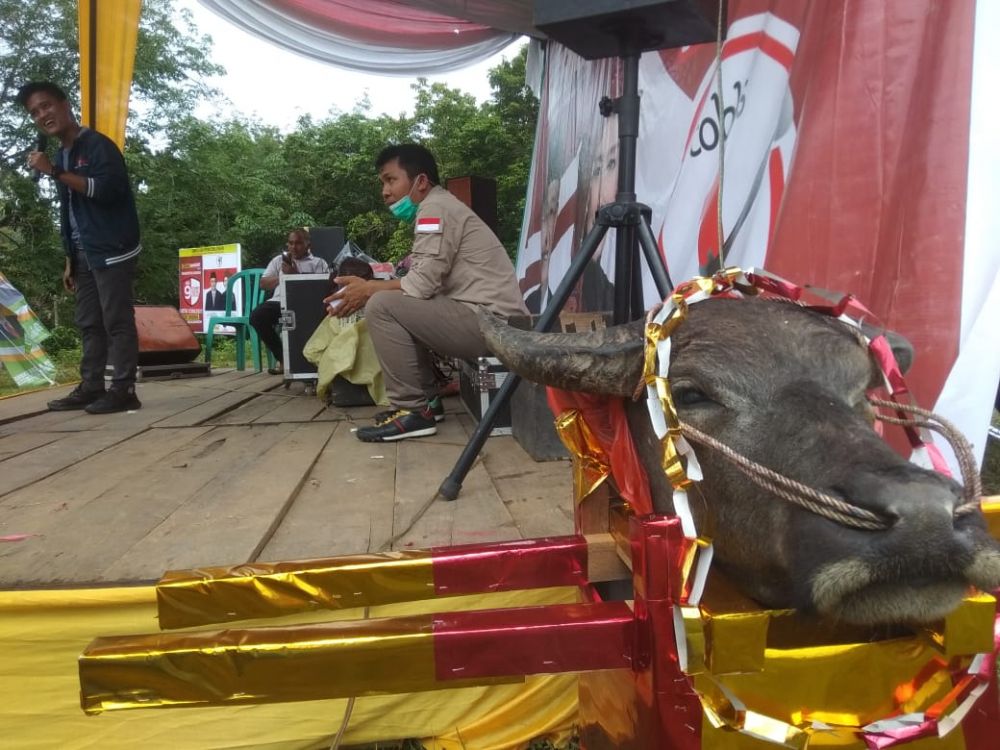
[
  {"left": 390, "top": 421, "right": 470, "bottom": 550},
  {"left": 197, "top": 368, "right": 258, "bottom": 386},
  {"left": 0, "top": 426, "right": 212, "bottom": 526},
  {"left": 254, "top": 393, "right": 328, "bottom": 424},
  {"left": 0, "top": 384, "right": 74, "bottom": 424},
  {"left": 466, "top": 415, "right": 574, "bottom": 541},
  {"left": 449, "top": 456, "right": 522, "bottom": 546},
  {"left": 235, "top": 373, "right": 285, "bottom": 392},
  {"left": 0, "top": 426, "right": 216, "bottom": 586},
  {"left": 210, "top": 392, "right": 293, "bottom": 425},
  {"left": 257, "top": 420, "right": 399, "bottom": 560},
  {"left": 100, "top": 421, "right": 335, "bottom": 580},
  {"left": 37, "top": 380, "right": 227, "bottom": 434},
  {"left": 0, "top": 408, "right": 92, "bottom": 437},
  {"left": 0, "top": 426, "right": 149, "bottom": 498},
  {"left": 153, "top": 390, "right": 261, "bottom": 428},
  {"left": 585, "top": 533, "right": 632, "bottom": 582},
  {"left": 314, "top": 404, "right": 382, "bottom": 424},
  {"left": 443, "top": 414, "right": 522, "bottom": 545},
  {"left": 0, "top": 431, "right": 61, "bottom": 462}
]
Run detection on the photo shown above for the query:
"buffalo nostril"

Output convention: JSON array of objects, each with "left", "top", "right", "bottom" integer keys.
[{"left": 880, "top": 506, "right": 902, "bottom": 525}]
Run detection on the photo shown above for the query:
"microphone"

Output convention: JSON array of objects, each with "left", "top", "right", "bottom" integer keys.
[{"left": 32, "top": 134, "right": 48, "bottom": 183}]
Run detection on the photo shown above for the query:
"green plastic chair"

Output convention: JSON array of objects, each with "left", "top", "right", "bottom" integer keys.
[{"left": 204, "top": 268, "right": 276, "bottom": 372}]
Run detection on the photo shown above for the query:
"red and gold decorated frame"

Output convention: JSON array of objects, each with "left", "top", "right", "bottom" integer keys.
[{"left": 78, "top": 269, "right": 1000, "bottom": 750}]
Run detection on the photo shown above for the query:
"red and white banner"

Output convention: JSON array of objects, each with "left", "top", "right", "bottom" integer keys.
[{"left": 515, "top": 0, "right": 1000, "bottom": 468}]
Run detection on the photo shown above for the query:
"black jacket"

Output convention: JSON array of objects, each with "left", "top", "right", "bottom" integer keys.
[{"left": 56, "top": 128, "right": 141, "bottom": 269}]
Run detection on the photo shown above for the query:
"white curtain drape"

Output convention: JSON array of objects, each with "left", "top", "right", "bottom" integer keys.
[{"left": 198, "top": 0, "right": 522, "bottom": 75}]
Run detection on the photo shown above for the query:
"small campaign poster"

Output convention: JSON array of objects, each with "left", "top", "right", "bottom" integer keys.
[{"left": 178, "top": 243, "right": 242, "bottom": 333}]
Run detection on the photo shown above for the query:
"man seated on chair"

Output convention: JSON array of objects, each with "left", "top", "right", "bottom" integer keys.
[
  {"left": 326, "top": 143, "right": 527, "bottom": 442},
  {"left": 251, "top": 227, "right": 328, "bottom": 375}
]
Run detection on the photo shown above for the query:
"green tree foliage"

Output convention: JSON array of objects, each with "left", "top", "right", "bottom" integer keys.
[
  {"left": 1, "top": 0, "right": 221, "bottom": 320},
  {"left": 412, "top": 48, "right": 538, "bottom": 257},
  {"left": 132, "top": 117, "right": 313, "bottom": 302}
]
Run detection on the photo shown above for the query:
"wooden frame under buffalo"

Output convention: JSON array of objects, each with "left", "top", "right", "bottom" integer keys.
[{"left": 79, "top": 472, "right": 1000, "bottom": 749}]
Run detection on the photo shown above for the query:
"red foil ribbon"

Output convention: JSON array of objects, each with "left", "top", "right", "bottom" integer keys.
[
  {"left": 431, "top": 536, "right": 589, "bottom": 596},
  {"left": 547, "top": 387, "right": 654, "bottom": 516},
  {"left": 433, "top": 601, "right": 634, "bottom": 682},
  {"left": 632, "top": 515, "right": 703, "bottom": 750},
  {"left": 861, "top": 608, "right": 1000, "bottom": 749}
]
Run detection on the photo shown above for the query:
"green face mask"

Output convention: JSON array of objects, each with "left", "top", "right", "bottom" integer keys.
[
  {"left": 389, "top": 195, "right": 418, "bottom": 223},
  {"left": 388, "top": 174, "right": 426, "bottom": 223}
]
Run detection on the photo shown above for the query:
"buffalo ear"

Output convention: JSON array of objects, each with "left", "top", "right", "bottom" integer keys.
[{"left": 885, "top": 331, "right": 914, "bottom": 374}]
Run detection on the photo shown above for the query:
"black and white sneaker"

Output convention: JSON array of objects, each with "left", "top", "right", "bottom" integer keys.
[
  {"left": 85, "top": 387, "right": 142, "bottom": 414},
  {"left": 356, "top": 407, "right": 437, "bottom": 442},
  {"left": 47, "top": 385, "right": 105, "bottom": 411},
  {"left": 373, "top": 396, "right": 445, "bottom": 425}
]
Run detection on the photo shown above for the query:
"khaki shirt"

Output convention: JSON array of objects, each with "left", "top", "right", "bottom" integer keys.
[{"left": 400, "top": 186, "right": 528, "bottom": 318}]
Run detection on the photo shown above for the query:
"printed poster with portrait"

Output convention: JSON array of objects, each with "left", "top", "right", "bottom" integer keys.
[{"left": 177, "top": 243, "right": 242, "bottom": 334}]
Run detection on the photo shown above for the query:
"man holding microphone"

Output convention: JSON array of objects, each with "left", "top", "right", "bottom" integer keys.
[{"left": 19, "top": 81, "right": 142, "bottom": 414}]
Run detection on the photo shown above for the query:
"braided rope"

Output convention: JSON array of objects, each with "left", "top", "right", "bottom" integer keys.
[
  {"left": 679, "top": 422, "right": 891, "bottom": 531},
  {"left": 867, "top": 397, "right": 982, "bottom": 510},
  {"left": 676, "top": 398, "right": 983, "bottom": 532}
]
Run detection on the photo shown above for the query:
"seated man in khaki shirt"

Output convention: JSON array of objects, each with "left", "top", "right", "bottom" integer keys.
[{"left": 327, "top": 143, "right": 527, "bottom": 442}]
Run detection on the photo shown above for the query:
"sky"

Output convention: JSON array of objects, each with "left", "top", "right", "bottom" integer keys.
[{"left": 174, "top": 0, "right": 526, "bottom": 130}]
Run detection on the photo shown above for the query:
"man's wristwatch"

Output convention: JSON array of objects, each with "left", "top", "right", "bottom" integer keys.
[{"left": 50, "top": 164, "right": 65, "bottom": 180}]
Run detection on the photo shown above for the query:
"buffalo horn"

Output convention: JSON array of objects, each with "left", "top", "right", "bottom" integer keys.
[{"left": 478, "top": 310, "right": 645, "bottom": 398}]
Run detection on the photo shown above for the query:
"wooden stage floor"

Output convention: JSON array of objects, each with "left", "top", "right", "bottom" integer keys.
[{"left": 0, "top": 370, "right": 573, "bottom": 589}]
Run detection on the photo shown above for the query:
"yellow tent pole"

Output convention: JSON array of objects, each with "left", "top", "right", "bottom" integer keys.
[{"left": 78, "top": 0, "right": 142, "bottom": 149}]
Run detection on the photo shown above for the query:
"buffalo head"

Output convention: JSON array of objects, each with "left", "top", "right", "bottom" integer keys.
[{"left": 482, "top": 297, "right": 1000, "bottom": 625}]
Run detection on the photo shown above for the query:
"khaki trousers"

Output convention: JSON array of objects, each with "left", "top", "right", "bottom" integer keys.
[{"left": 365, "top": 291, "right": 489, "bottom": 409}]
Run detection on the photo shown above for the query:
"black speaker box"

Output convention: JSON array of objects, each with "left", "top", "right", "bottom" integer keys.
[
  {"left": 309, "top": 226, "right": 346, "bottom": 266},
  {"left": 534, "top": 0, "right": 725, "bottom": 59}
]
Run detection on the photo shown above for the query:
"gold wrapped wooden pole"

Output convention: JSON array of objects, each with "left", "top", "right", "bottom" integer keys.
[
  {"left": 80, "top": 601, "right": 635, "bottom": 714},
  {"left": 156, "top": 535, "right": 628, "bottom": 629}
]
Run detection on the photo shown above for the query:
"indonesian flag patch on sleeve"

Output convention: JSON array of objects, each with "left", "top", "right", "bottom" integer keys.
[{"left": 416, "top": 217, "right": 443, "bottom": 233}]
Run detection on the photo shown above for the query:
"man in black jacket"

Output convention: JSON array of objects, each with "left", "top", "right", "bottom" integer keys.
[{"left": 20, "top": 81, "right": 142, "bottom": 414}]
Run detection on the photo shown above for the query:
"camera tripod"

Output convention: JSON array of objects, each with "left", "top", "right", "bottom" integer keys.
[{"left": 438, "top": 48, "right": 674, "bottom": 500}]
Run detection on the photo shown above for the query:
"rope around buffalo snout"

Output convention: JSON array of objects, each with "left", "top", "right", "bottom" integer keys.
[
  {"left": 678, "top": 423, "right": 892, "bottom": 530},
  {"left": 866, "top": 397, "right": 982, "bottom": 514},
  {"left": 678, "top": 400, "right": 982, "bottom": 532}
]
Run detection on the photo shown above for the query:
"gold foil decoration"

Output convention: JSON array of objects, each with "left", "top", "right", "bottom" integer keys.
[
  {"left": 80, "top": 615, "right": 516, "bottom": 714},
  {"left": 157, "top": 550, "right": 436, "bottom": 629},
  {"left": 982, "top": 496, "right": 1000, "bottom": 541},
  {"left": 679, "top": 605, "right": 707, "bottom": 676},
  {"left": 641, "top": 322, "right": 661, "bottom": 385},
  {"left": 705, "top": 611, "right": 770, "bottom": 675},
  {"left": 685, "top": 594, "right": 994, "bottom": 736},
  {"left": 554, "top": 409, "right": 610, "bottom": 502},
  {"left": 938, "top": 592, "right": 997, "bottom": 657}
]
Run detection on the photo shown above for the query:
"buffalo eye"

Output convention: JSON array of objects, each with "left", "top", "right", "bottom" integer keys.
[{"left": 672, "top": 384, "right": 714, "bottom": 407}]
